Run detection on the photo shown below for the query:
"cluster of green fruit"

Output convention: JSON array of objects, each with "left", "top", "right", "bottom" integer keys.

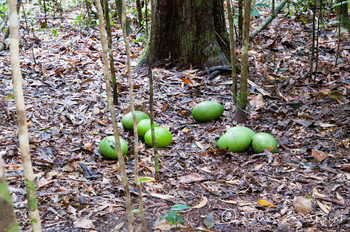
[
  {"left": 99, "top": 100, "right": 278, "bottom": 159},
  {"left": 99, "top": 111, "right": 172, "bottom": 159},
  {"left": 192, "top": 101, "right": 278, "bottom": 153}
]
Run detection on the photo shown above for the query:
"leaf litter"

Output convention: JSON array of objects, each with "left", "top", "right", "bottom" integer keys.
[{"left": 0, "top": 2, "right": 349, "bottom": 232}]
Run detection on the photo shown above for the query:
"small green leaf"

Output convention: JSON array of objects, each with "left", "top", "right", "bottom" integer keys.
[
  {"left": 175, "top": 214, "right": 185, "bottom": 225},
  {"left": 138, "top": 177, "right": 155, "bottom": 183},
  {"left": 279, "top": 67, "right": 290, "bottom": 71},
  {"left": 5, "top": 94, "right": 15, "bottom": 102},
  {"left": 160, "top": 212, "right": 169, "bottom": 222},
  {"left": 166, "top": 211, "right": 177, "bottom": 225},
  {"left": 171, "top": 204, "right": 190, "bottom": 211}
]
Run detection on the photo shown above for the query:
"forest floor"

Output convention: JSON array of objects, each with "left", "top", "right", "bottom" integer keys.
[{"left": 0, "top": 2, "right": 350, "bottom": 232}]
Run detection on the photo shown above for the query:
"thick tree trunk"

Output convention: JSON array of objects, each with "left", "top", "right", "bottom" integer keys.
[
  {"left": 139, "top": 0, "right": 230, "bottom": 69},
  {"left": 336, "top": 0, "right": 350, "bottom": 34}
]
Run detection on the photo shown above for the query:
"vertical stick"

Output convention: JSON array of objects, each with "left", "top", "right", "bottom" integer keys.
[
  {"left": 103, "top": 0, "right": 118, "bottom": 105},
  {"left": 226, "top": 0, "right": 238, "bottom": 102},
  {"left": 236, "top": 0, "right": 251, "bottom": 123},
  {"left": 8, "top": 0, "right": 42, "bottom": 231},
  {"left": 94, "top": 0, "right": 135, "bottom": 231},
  {"left": 147, "top": 0, "right": 159, "bottom": 180}
]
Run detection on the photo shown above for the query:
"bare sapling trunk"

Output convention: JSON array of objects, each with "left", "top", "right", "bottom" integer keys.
[
  {"left": 236, "top": 0, "right": 251, "bottom": 123},
  {"left": 0, "top": 158, "right": 19, "bottom": 232},
  {"left": 147, "top": 0, "right": 160, "bottom": 180},
  {"left": 121, "top": 0, "right": 146, "bottom": 230},
  {"left": 103, "top": 0, "right": 118, "bottom": 105},
  {"left": 249, "top": 0, "right": 288, "bottom": 38},
  {"left": 8, "top": 0, "right": 42, "bottom": 230},
  {"left": 94, "top": 0, "right": 135, "bottom": 230},
  {"left": 226, "top": 0, "right": 238, "bottom": 102},
  {"left": 136, "top": 0, "right": 143, "bottom": 28}
]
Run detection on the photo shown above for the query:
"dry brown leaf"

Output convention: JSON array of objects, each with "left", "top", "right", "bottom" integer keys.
[
  {"left": 149, "top": 192, "right": 174, "bottom": 200},
  {"left": 249, "top": 93, "right": 265, "bottom": 110},
  {"left": 192, "top": 196, "right": 208, "bottom": 209},
  {"left": 181, "top": 77, "right": 193, "bottom": 85},
  {"left": 313, "top": 187, "right": 327, "bottom": 197},
  {"left": 312, "top": 149, "right": 328, "bottom": 162},
  {"left": 254, "top": 164, "right": 264, "bottom": 170},
  {"left": 220, "top": 199, "right": 239, "bottom": 204},
  {"left": 336, "top": 192, "right": 345, "bottom": 204},
  {"left": 154, "top": 220, "right": 187, "bottom": 231},
  {"left": 73, "top": 218, "right": 95, "bottom": 229},
  {"left": 223, "top": 179, "right": 239, "bottom": 184},
  {"left": 316, "top": 200, "right": 330, "bottom": 214},
  {"left": 179, "top": 173, "right": 204, "bottom": 184},
  {"left": 195, "top": 141, "right": 205, "bottom": 150}
]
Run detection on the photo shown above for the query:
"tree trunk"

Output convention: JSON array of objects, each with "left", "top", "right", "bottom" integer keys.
[
  {"left": 139, "top": 0, "right": 230, "bottom": 69},
  {"left": 336, "top": 0, "right": 350, "bottom": 34}
]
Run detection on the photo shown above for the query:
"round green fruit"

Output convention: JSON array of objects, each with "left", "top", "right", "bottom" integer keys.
[
  {"left": 122, "top": 111, "right": 150, "bottom": 130},
  {"left": 144, "top": 127, "right": 172, "bottom": 148},
  {"left": 252, "top": 133, "right": 277, "bottom": 153},
  {"left": 192, "top": 101, "right": 223, "bottom": 122},
  {"left": 137, "top": 119, "right": 159, "bottom": 137},
  {"left": 217, "top": 130, "right": 252, "bottom": 152},
  {"left": 226, "top": 126, "right": 255, "bottom": 139},
  {"left": 99, "top": 136, "right": 128, "bottom": 159}
]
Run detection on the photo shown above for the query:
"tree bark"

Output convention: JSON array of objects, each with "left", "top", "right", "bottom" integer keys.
[
  {"left": 236, "top": 0, "right": 251, "bottom": 123},
  {"left": 139, "top": 0, "right": 230, "bottom": 69},
  {"left": 0, "top": 159, "right": 19, "bottom": 232},
  {"left": 336, "top": 0, "right": 350, "bottom": 34}
]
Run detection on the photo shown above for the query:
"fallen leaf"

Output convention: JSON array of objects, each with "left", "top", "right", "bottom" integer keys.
[
  {"left": 316, "top": 200, "right": 330, "bottom": 214},
  {"left": 192, "top": 196, "right": 208, "bottom": 209},
  {"left": 336, "top": 192, "right": 345, "bottom": 204},
  {"left": 223, "top": 179, "right": 239, "bottom": 184},
  {"left": 254, "top": 164, "right": 264, "bottom": 170},
  {"left": 73, "top": 218, "right": 95, "bottom": 229},
  {"left": 179, "top": 173, "right": 204, "bottom": 184},
  {"left": 312, "top": 149, "right": 328, "bottom": 162},
  {"left": 249, "top": 93, "right": 265, "bottom": 110},
  {"left": 257, "top": 200, "right": 276, "bottom": 208},
  {"left": 138, "top": 176, "right": 155, "bottom": 183},
  {"left": 153, "top": 219, "right": 187, "bottom": 231},
  {"left": 181, "top": 77, "right": 193, "bottom": 85},
  {"left": 195, "top": 141, "right": 205, "bottom": 150},
  {"left": 238, "top": 205, "right": 257, "bottom": 212},
  {"left": 313, "top": 188, "right": 327, "bottom": 197},
  {"left": 319, "top": 122, "right": 337, "bottom": 128},
  {"left": 203, "top": 213, "right": 215, "bottom": 229},
  {"left": 318, "top": 89, "right": 331, "bottom": 96},
  {"left": 149, "top": 192, "right": 174, "bottom": 200},
  {"left": 220, "top": 199, "right": 238, "bottom": 204}
]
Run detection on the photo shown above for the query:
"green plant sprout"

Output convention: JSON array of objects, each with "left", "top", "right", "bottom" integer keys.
[{"left": 160, "top": 204, "right": 191, "bottom": 226}]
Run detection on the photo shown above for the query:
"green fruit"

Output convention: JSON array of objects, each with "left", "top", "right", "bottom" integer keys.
[
  {"left": 122, "top": 111, "right": 150, "bottom": 130},
  {"left": 252, "top": 133, "right": 277, "bottom": 153},
  {"left": 137, "top": 119, "right": 159, "bottom": 137},
  {"left": 226, "top": 126, "right": 255, "bottom": 139},
  {"left": 144, "top": 127, "right": 172, "bottom": 148},
  {"left": 192, "top": 101, "right": 223, "bottom": 122},
  {"left": 99, "top": 136, "right": 128, "bottom": 159},
  {"left": 217, "top": 130, "right": 252, "bottom": 152}
]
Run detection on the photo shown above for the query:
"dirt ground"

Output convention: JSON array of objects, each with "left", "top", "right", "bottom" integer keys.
[{"left": 0, "top": 4, "right": 349, "bottom": 232}]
